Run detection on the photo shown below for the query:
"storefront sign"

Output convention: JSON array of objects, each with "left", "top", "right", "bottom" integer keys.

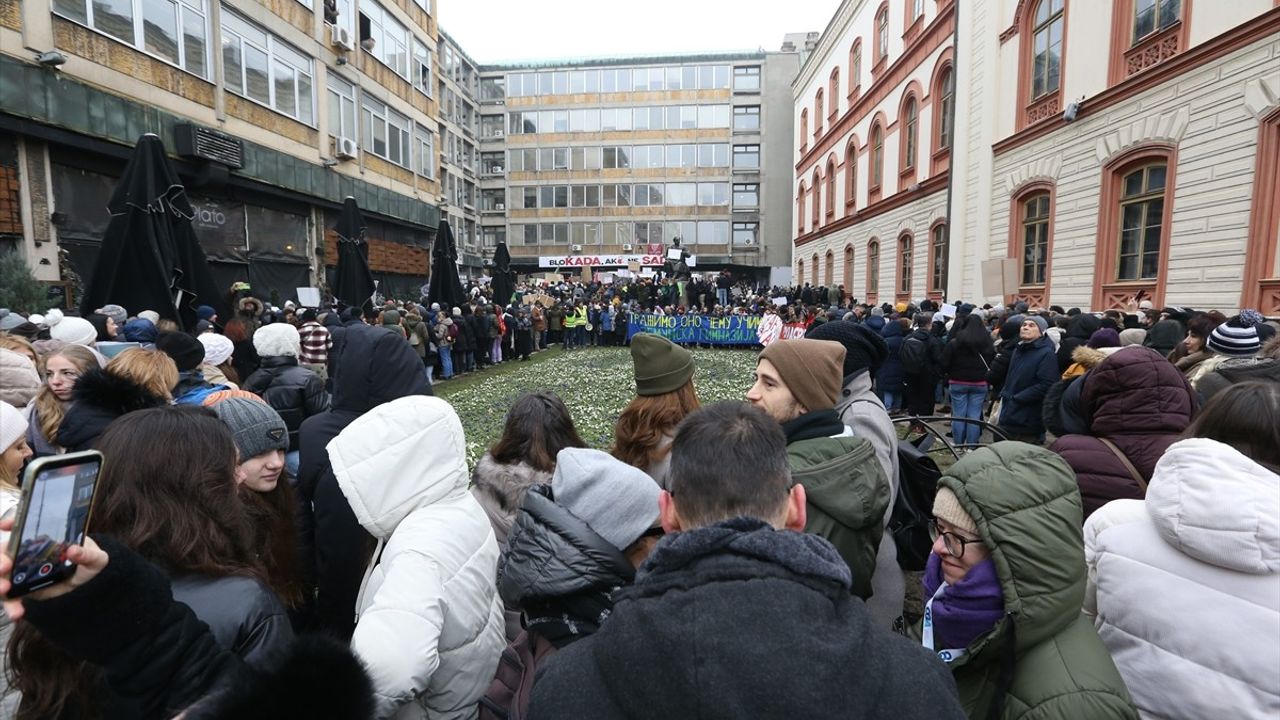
[{"left": 538, "top": 254, "right": 664, "bottom": 269}]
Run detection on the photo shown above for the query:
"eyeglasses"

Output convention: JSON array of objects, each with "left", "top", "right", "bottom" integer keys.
[{"left": 930, "top": 519, "right": 982, "bottom": 558}]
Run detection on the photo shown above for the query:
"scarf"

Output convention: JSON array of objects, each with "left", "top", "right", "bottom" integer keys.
[
  {"left": 780, "top": 408, "right": 845, "bottom": 444},
  {"left": 522, "top": 587, "right": 620, "bottom": 649},
  {"left": 922, "top": 553, "right": 1005, "bottom": 652}
]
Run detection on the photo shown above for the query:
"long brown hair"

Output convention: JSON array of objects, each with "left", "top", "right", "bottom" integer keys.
[
  {"left": 611, "top": 380, "right": 701, "bottom": 470},
  {"left": 33, "top": 344, "right": 100, "bottom": 448},
  {"left": 241, "top": 478, "right": 306, "bottom": 609},
  {"left": 489, "top": 392, "right": 587, "bottom": 473},
  {"left": 8, "top": 406, "right": 264, "bottom": 719}
]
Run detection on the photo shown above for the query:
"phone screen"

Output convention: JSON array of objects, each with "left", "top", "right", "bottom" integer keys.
[{"left": 8, "top": 457, "right": 100, "bottom": 598}]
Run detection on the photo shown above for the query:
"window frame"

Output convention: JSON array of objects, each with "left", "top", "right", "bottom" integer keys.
[
  {"left": 327, "top": 73, "right": 358, "bottom": 143},
  {"left": 849, "top": 40, "right": 863, "bottom": 100},
  {"left": 814, "top": 88, "right": 825, "bottom": 139},
  {"left": 825, "top": 156, "right": 838, "bottom": 218},
  {"left": 866, "top": 238, "right": 881, "bottom": 303},
  {"left": 869, "top": 119, "right": 885, "bottom": 199},
  {"left": 1091, "top": 145, "right": 1175, "bottom": 309},
  {"left": 900, "top": 93, "right": 919, "bottom": 176},
  {"left": 928, "top": 221, "right": 948, "bottom": 297},
  {"left": 414, "top": 125, "right": 435, "bottom": 179},
  {"left": 896, "top": 232, "right": 913, "bottom": 301},
  {"left": 1241, "top": 108, "right": 1280, "bottom": 314},
  {"left": 1115, "top": 163, "right": 1167, "bottom": 282},
  {"left": 360, "top": 1, "right": 410, "bottom": 80},
  {"left": 733, "top": 65, "right": 762, "bottom": 92},
  {"left": 732, "top": 221, "right": 759, "bottom": 246},
  {"left": 828, "top": 68, "right": 841, "bottom": 123},
  {"left": 1007, "top": 181, "right": 1055, "bottom": 308},
  {"left": 874, "top": 2, "right": 890, "bottom": 66},
  {"left": 360, "top": 95, "right": 411, "bottom": 167},
  {"left": 796, "top": 181, "right": 807, "bottom": 234},
  {"left": 1107, "top": 0, "right": 1192, "bottom": 86},
  {"left": 843, "top": 244, "right": 855, "bottom": 294},
  {"left": 222, "top": 10, "right": 315, "bottom": 125},
  {"left": 811, "top": 169, "right": 822, "bottom": 228},
  {"left": 1017, "top": 0, "right": 1067, "bottom": 131},
  {"left": 733, "top": 144, "right": 761, "bottom": 170},
  {"left": 799, "top": 109, "right": 809, "bottom": 153},
  {"left": 734, "top": 105, "right": 762, "bottom": 131},
  {"left": 53, "top": 0, "right": 210, "bottom": 78},
  {"left": 844, "top": 137, "right": 858, "bottom": 210}
]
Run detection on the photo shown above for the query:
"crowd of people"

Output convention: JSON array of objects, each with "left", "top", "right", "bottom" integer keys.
[{"left": 0, "top": 280, "right": 1276, "bottom": 720}]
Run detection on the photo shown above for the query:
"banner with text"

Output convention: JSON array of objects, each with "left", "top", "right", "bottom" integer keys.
[
  {"left": 538, "top": 254, "right": 665, "bottom": 269},
  {"left": 627, "top": 313, "right": 761, "bottom": 345}
]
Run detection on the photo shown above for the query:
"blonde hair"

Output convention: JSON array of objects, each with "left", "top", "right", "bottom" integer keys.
[
  {"left": 107, "top": 348, "right": 179, "bottom": 401},
  {"left": 33, "top": 344, "right": 101, "bottom": 449},
  {"left": 0, "top": 333, "right": 38, "bottom": 367}
]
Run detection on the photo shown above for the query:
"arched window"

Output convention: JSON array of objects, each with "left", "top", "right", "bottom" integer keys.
[
  {"left": 1242, "top": 109, "right": 1280, "bottom": 314},
  {"left": 796, "top": 181, "right": 806, "bottom": 234},
  {"left": 1094, "top": 148, "right": 1175, "bottom": 308},
  {"left": 814, "top": 88, "right": 825, "bottom": 138},
  {"left": 797, "top": 258, "right": 804, "bottom": 283},
  {"left": 799, "top": 109, "right": 809, "bottom": 152},
  {"left": 825, "top": 250, "right": 835, "bottom": 286},
  {"left": 1116, "top": 164, "right": 1166, "bottom": 281},
  {"left": 825, "top": 156, "right": 837, "bottom": 217},
  {"left": 929, "top": 222, "right": 948, "bottom": 296},
  {"left": 849, "top": 40, "right": 862, "bottom": 96},
  {"left": 1031, "top": 0, "right": 1064, "bottom": 100},
  {"left": 811, "top": 170, "right": 822, "bottom": 228},
  {"left": 844, "top": 138, "right": 858, "bottom": 209},
  {"left": 843, "top": 244, "right": 855, "bottom": 293},
  {"left": 901, "top": 95, "right": 918, "bottom": 173},
  {"left": 875, "top": 4, "right": 890, "bottom": 62},
  {"left": 1021, "top": 192, "right": 1051, "bottom": 286},
  {"left": 812, "top": 253, "right": 820, "bottom": 286},
  {"left": 897, "top": 233, "right": 913, "bottom": 300},
  {"left": 870, "top": 122, "right": 885, "bottom": 191},
  {"left": 866, "top": 239, "right": 880, "bottom": 302},
  {"left": 829, "top": 68, "right": 840, "bottom": 120},
  {"left": 936, "top": 66, "right": 954, "bottom": 151}
]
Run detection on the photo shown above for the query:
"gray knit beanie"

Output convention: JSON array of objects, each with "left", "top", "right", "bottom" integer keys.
[
  {"left": 211, "top": 397, "right": 288, "bottom": 461},
  {"left": 552, "top": 447, "right": 661, "bottom": 551}
]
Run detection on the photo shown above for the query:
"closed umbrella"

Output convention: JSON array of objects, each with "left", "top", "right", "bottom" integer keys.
[
  {"left": 491, "top": 241, "right": 515, "bottom": 307},
  {"left": 426, "top": 220, "right": 466, "bottom": 310},
  {"left": 332, "top": 197, "right": 376, "bottom": 312},
  {"left": 80, "top": 133, "right": 226, "bottom": 330}
]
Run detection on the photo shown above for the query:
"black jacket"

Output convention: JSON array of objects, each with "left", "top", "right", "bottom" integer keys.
[
  {"left": 468, "top": 313, "right": 489, "bottom": 352},
  {"left": 171, "top": 574, "right": 295, "bottom": 670},
  {"left": 985, "top": 324, "right": 1021, "bottom": 392},
  {"left": 942, "top": 338, "right": 996, "bottom": 383},
  {"left": 56, "top": 367, "right": 168, "bottom": 452},
  {"left": 455, "top": 312, "right": 477, "bottom": 352},
  {"left": 998, "top": 335, "right": 1059, "bottom": 435},
  {"left": 528, "top": 518, "right": 964, "bottom": 720},
  {"left": 1057, "top": 314, "right": 1101, "bottom": 373},
  {"left": 903, "top": 328, "right": 944, "bottom": 378},
  {"left": 297, "top": 323, "right": 430, "bottom": 640},
  {"left": 242, "top": 356, "right": 329, "bottom": 451}
]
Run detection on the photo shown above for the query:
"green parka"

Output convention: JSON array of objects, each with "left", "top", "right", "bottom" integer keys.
[{"left": 925, "top": 442, "right": 1136, "bottom": 720}]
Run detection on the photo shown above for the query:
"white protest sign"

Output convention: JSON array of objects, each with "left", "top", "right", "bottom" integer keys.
[
  {"left": 297, "top": 287, "right": 321, "bottom": 307},
  {"left": 772, "top": 297, "right": 788, "bottom": 307},
  {"left": 666, "top": 249, "right": 682, "bottom": 260}
]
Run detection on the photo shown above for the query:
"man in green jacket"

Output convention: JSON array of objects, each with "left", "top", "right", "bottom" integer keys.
[
  {"left": 746, "top": 338, "right": 890, "bottom": 600},
  {"left": 546, "top": 303, "right": 565, "bottom": 347},
  {"left": 920, "top": 442, "right": 1137, "bottom": 720}
]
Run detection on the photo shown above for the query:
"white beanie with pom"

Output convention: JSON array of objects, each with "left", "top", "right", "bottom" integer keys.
[
  {"left": 46, "top": 309, "right": 98, "bottom": 347},
  {"left": 252, "top": 322, "right": 301, "bottom": 358}
]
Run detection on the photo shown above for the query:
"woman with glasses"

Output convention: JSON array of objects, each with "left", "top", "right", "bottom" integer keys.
[{"left": 919, "top": 441, "right": 1137, "bottom": 720}]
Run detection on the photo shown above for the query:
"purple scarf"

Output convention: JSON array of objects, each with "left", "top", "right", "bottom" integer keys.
[{"left": 922, "top": 553, "right": 1005, "bottom": 651}]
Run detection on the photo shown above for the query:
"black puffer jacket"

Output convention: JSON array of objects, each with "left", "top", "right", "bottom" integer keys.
[
  {"left": 242, "top": 356, "right": 329, "bottom": 451},
  {"left": 170, "top": 574, "right": 294, "bottom": 670},
  {"left": 498, "top": 485, "right": 635, "bottom": 649},
  {"left": 56, "top": 368, "right": 168, "bottom": 452}
]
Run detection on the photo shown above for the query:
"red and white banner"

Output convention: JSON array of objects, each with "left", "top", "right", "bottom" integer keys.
[
  {"left": 757, "top": 315, "right": 811, "bottom": 346},
  {"left": 537, "top": 254, "right": 664, "bottom": 269}
]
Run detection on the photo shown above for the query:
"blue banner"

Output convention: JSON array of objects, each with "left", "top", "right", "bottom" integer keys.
[{"left": 626, "top": 313, "right": 762, "bottom": 345}]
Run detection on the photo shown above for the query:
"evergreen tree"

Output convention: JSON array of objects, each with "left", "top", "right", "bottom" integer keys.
[{"left": 0, "top": 250, "right": 48, "bottom": 314}]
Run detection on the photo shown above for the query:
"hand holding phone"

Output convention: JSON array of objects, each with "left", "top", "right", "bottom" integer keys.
[
  {"left": 5, "top": 451, "right": 103, "bottom": 599},
  {"left": 0, "top": 521, "right": 108, "bottom": 621}
]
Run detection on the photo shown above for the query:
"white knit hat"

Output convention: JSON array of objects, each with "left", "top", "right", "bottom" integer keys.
[
  {"left": 0, "top": 401, "right": 28, "bottom": 453},
  {"left": 45, "top": 309, "right": 98, "bottom": 346},
  {"left": 199, "top": 333, "right": 236, "bottom": 366},
  {"left": 252, "top": 322, "right": 301, "bottom": 358}
]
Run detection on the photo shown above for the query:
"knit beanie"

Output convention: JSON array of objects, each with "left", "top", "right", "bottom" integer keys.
[
  {"left": 630, "top": 333, "right": 695, "bottom": 396},
  {"left": 0, "top": 400, "right": 28, "bottom": 453},
  {"left": 1086, "top": 328, "right": 1121, "bottom": 349},
  {"left": 45, "top": 310, "right": 97, "bottom": 347},
  {"left": 758, "top": 339, "right": 845, "bottom": 413},
  {"left": 199, "top": 333, "right": 235, "bottom": 367},
  {"left": 95, "top": 304, "right": 128, "bottom": 327},
  {"left": 381, "top": 310, "right": 401, "bottom": 326},
  {"left": 804, "top": 320, "right": 889, "bottom": 379},
  {"left": 201, "top": 389, "right": 264, "bottom": 407},
  {"left": 156, "top": 331, "right": 205, "bottom": 372},
  {"left": 551, "top": 447, "right": 660, "bottom": 551},
  {"left": 196, "top": 305, "right": 216, "bottom": 321},
  {"left": 1024, "top": 315, "right": 1048, "bottom": 335},
  {"left": 253, "top": 322, "right": 301, "bottom": 358},
  {"left": 0, "top": 312, "right": 26, "bottom": 331},
  {"left": 452, "top": 307, "right": 462, "bottom": 317},
  {"left": 932, "top": 486, "right": 979, "bottom": 537},
  {"left": 1117, "top": 327, "right": 1146, "bottom": 347},
  {"left": 1208, "top": 312, "right": 1263, "bottom": 357},
  {"left": 210, "top": 397, "right": 288, "bottom": 461},
  {"left": 122, "top": 318, "right": 158, "bottom": 344},
  {"left": 138, "top": 310, "right": 161, "bottom": 324}
]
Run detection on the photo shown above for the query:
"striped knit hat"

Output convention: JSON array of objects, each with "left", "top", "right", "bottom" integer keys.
[{"left": 1207, "top": 311, "right": 1264, "bottom": 357}]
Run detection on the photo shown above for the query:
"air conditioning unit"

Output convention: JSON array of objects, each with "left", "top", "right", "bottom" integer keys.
[
  {"left": 335, "top": 137, "right": 358, "bottom": 159},
  {"left": 495, "top": 203, "right": 505, "bottom": 210},
  {"left": 572, "top": 244, "right": 583, "bottom": 252},
  {"left": 492, "top": 165, "right": 504, "bottom": 173},
  {"left": 494, "top": 130, "right": 504, "bottom": 137},
  {"left": 622, "top": 244, "right": 634, "bottom": 252},
  {"left": 173, "top": 123, "right": 244, "bottom": 168},
  {"left": 329, "top": 23, "right": 354, "bottom": 51}
]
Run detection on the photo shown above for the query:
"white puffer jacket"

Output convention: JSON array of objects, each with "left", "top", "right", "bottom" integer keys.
[
  {"left": 329, "top": 396, "right": 505, "bottom": 720},
  {"left": 1083, "top": 438, "right": 1280, "bottom": 720}
]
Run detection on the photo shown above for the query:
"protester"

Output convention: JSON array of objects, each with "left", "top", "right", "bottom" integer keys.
[
  {"left": 44, "top": 309, "right": 98, "bottom": 348},
  {"left": 157, "top": 331, "right": 226, "bottom": 405},
  {"left": 472, "top": 392, "right": 586, "bottom": 550},
  {"left": 514, "top": 307, "right": 533, "bottom": 361},
  {"left": 198, "top": 332, "right": 240, "bottom": 390},
  {"left": 298, "top": 309, "right": 332, "bottom": 379},
  {"left": 121, "top": 316, "right": 158, "bottom": 345},
  {"left": 483, "top": 448, "right": 661, "bottom": 718},
  {"left": 528, "top": 401, "right": 964, "bottom": 719},
  {"left": 22, "top": 344, "right": 99, "bottom": 457},
  {"left": 1142, "top": 309, "right": 1185, "bottom": 358},
  {"left": 996, "top": 316, "right": 1058, "bottom": 444},
  {"left": 56, "top": 347, "right": 176, "bottom": 452},
  {"left": 748, "top": 339, "right": 890, "bottom": 600},
  {"left": 1056, "top": 313, "right": 1102, "bottom": 373},
  {"left": 328, "top": 395, "right": 505, "bottom": 719},
  {"left": 902, "top": 312, "right": 944, "bottom": 425},
  {"left": 297, "top": 322, "right": 429, "bottom": 641},
  {"left": 611, "top": 333, "right": 699, "bottom": 489},
  {"left": 244, "top": 322, "right": 329, "bottom": 480},
  {"left": 1081, "top": 382, "right": 1279, "bottom": 720},
  {"left": 922, "top": 442, "right": 1137, "bottom": 719},
  {"left": 1194, "top": 313, "right": 1280, "bottom": 398},
  {"left": 0, "top": 401, "right": 29, "bottom": 522},
  {"left": 224, "top": 317, "right": 261, "bottom": 381},
  {"left": 941, "top": 314, "right": 996, "bottom": 446},
  {"left": 876, "top": 317, "right": 908, "bottom": 413},
  {"left": 403, "top": 309, "right": 433, "bottom": 378},
  {"left": 0, "top": 348, "right": 40, "bottom": 408},
  {"left": 1171, "top": 313, "right": 1217, "bottom": 377}
]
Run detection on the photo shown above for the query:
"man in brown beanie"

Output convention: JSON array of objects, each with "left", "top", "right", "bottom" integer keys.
[{"left": 747, "top": 339, "right": 891, "bottom": 600}]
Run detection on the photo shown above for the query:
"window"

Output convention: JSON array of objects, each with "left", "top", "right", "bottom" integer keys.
[
  {"left": 811, "top": 171, "right": 821, "bottom": 228},
  {"left": 814, "top": 89, "right": 824, "bottom": 137},
  {"left": 359, "top": 2, "right": 409, "bottom": 79},
  {"left": 844, "top": 140, "right": 857, "bottom": 208},
  {"left": 849, "top": 41, "right": 862, "bottom": 94},
  {"left": 1030, "top": 0, "right": 1064, "bottom": 99},
  {"left": 876, "top": 5, "right": 890, "bottom": 61},
  {"left": 733, "top": 183, "right": 759, "bottom": 207},
  {"left": 1021, "top": 193, "right": 1050, "bottom": 285},
  {"left": 870, "top": 123, "right": 884, "bottom": 189},
  {"left": 930, "top": 223, "right": 948, "bottom": 293},
  {"left": 936, "top": 66, "right": 955, "bottom": 151},
  {"left": 697, "top": 182, "right": 729, "bottom": 206},
  {"left": 901, "top": 96, "right": 918, "bottom": 171},
  {"left": 1133, "top": 0, "right": 1180, "bottom": 43},
  {"left": 521, "top": 187, "right": 538, "bottom": 209},
  {"left": 829, "top": 69, "right": 840, "bottom": 119},
  {"left": 825, "top": 157, "right": 837, "bottom": 216},
  {"left": 223, "top": 12, "right": 313, "bottom": 124},
  {"left": 799, "top": 109, "right": 809, "bottom": 151},
  {"left": 867, "top": 240, "right": 880, "bottom": 300},
  {"left": 908, "top": 0, "right": 923, "bottom": 23},
  {"left": 733, "top": 145, "right": 760, "bottom": 169},
  {"left": 361, "top": 96, "right": 410, "bottom": 166},
  {"left": 812, "top": 253, "right": 820, "bottom": 285},
  {"left": 698, "top": 221, "right": 729, "bottom": 245},
  {"left": 667, "top": 182, "right": 697, "bottom": 206},
  {"left": 54, "top": 0, "right": 209, "bottom": 77},
  {"left": 327, "top": 74, "right": 357, "bottom": 142},
  {"left": 825, "top": 250, "right": 835, "bottom": 286},
  {"left": 734, "top": 106, "right": 761, "bottom": 131},
  {"left": 415, "top": 126, "right": 434, "bottom": 179},
  {"left": 698, "top": 143, "right": 729, "bottom": 167},
  {"left": 733, "top": 222, "right": 759, "bottom": 245},
  {"left": 797, "top": 259, "right": 805, "bottom": 283},
  {"left": 413, "top": 39, "right": 432, "bottom": 96},
  {"left": 734, "top": 66, "right": 761, "bottom": 91},
  {"left": 1116, "top": 164, "right": 1166, "bottom": 281},
  {"left": 844, "top": 245, "right": 854, "bottom": 290},
  {"left": 897, "top": 233, "right": 913, "bottom": 298},
  {"left": 796, "top": 182, "right": 806, "bottom": 233}
]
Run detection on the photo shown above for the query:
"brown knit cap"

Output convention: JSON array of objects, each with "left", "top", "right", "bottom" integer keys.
[
  {"left": 932, "top": 486, "right": 979, "bottom": 537},
  {"left": 758, "top": 339, "right": 845, "bottom": 413}
]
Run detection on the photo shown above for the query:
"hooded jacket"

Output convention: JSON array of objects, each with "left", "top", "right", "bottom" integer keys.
[
  {"left": 242, "top": 356, "right": 329, "bottom": 452},
  {"left": 527, "top": 517, "right": 965, "bottom": 720},
  {"left": 0, "top": 348, "right": 40, "bottom": 407},
  {"left": 1049, "top": 347, "right": 1195, "bottom": 518},
  {"left": 997, "top": 335, "right": 1058, "bottom": 436},
  {"left": 1142, "top": 318, "right": 1184, "bottom": 358},
  {"left": 1194, "top": 356, "right": 1280, "bottom": 402},
  {"left": 470, "top": 453, "right": 552, "bottom": 551},
  {"left": 1057, "top": 314, "right": 1101, "bottom": 374},
  {"left": 877, "top": 320, "right": 907, "bottom": 391},
  {"left": 330, "top": 395, "right": 505, "bottom": 720},
  {"left": 926, "top": 443, "right": 1136, "bottom": 720},
  {"left": 56, "top": 367, "right": 169, "bottom": 452},
  {"left": 298, "top": 323, "right": 431, "bottom": 640},
  {"left": 1084, "top": 439, "right": 1279, "bottom": 720}
]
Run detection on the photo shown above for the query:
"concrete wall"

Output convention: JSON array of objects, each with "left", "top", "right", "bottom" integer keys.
[{"left": 760, "top": 51, "right": 800, "bottom": 268}]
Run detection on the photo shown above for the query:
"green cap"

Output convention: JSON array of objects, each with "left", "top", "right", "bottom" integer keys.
[{"left": 630, "top": 333, "right": 695, "bottom": 396}]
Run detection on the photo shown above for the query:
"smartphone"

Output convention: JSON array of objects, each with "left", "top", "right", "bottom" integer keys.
[{"left": 5, "top": 451, "right": 103, "bottom": 599}]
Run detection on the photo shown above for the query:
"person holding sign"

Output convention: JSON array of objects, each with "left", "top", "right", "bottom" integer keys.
[{"left": 918, "top": 442, "right": 1136, "bottom": 720}]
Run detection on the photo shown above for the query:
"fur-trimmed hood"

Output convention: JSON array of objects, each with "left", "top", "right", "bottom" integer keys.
[
  {"left": 56, "top": 366, "right": 168, "bottom": 451},
  {"left": 471, "top": 452, "right": 552, "bottom": 549},
  {"left": 1070, "top": 345, "right": 1124, "bottom": 370}
]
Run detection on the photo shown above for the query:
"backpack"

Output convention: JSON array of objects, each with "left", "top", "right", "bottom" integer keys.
[
  {"left": 899, "top": 335, "right": 929, "bottom": 374},
  {"left": 408, "top": 326, "right": 421, "bottom": 346},
  {"left": 889, "top": 434, "right": 943, "bottom": 571},
  {"left": 478, "top": 630, "right": 558, "bottom": 720}
]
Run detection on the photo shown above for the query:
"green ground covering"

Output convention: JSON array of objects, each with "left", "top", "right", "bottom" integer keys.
[{"left": 435, "top": 346, "right": 761, "bottom": 470}]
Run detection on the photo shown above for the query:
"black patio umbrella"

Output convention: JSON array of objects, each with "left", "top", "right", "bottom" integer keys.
[
  {"left": 491, "top": 241, "right": 516, "bottom": 307},
  {"left": 332, "top": 197, "right": 376, "bottom": 312},
  {"left": 80, "top": 133, "right": 227, "bottom": 331},
  {"left": 426, "top": 220, "right": 466, "bottom": 310}
]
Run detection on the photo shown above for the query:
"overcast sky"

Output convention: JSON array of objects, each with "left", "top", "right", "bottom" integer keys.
[{"left": 440, "top": 0, "right": 837, "bottom": 64}]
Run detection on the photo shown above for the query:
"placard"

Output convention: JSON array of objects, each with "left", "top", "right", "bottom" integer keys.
[
  {"left": 627, "top": 261, "right": 642, "bottom": 273},
  {"left": 666, "top": 249, "right": 683, "bottom": 260},
  {"left": 297, "top": 287, "right": 322, "bottom": 307},
  {"left": 686, "top": 256, "right": 697, "bottom": 268},
  {"left": 939, "top": 303, "right": 957, "bottom": 318},
  {"left": 772, "top": 297, "right": 788, "bottom": 307}
]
